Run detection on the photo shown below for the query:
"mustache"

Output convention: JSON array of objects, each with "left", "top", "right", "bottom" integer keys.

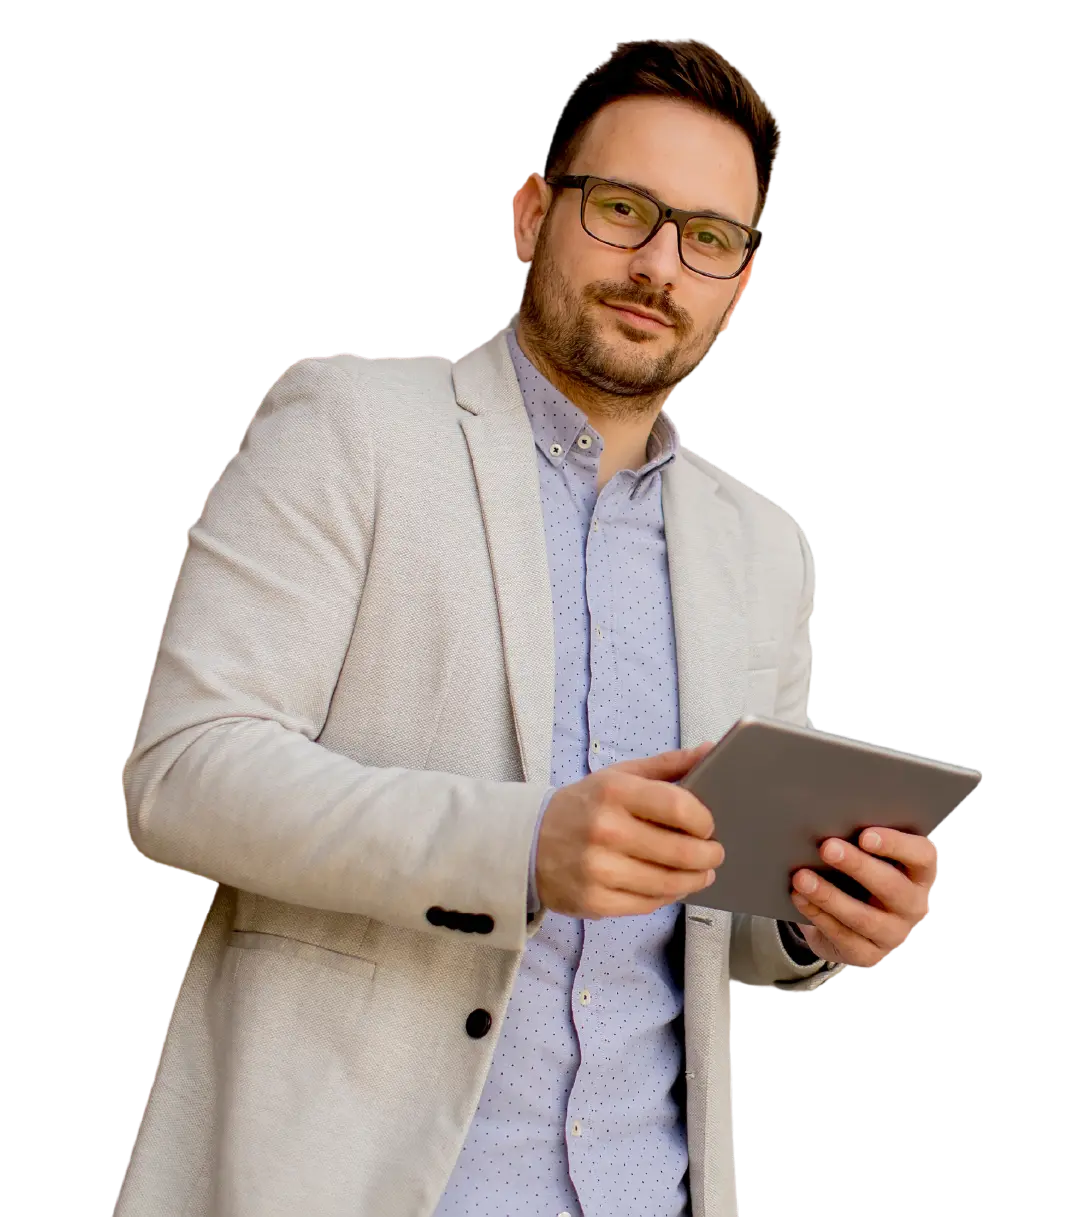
[{"left": 584, "top": 281, "right": 691, "bottom": 332}]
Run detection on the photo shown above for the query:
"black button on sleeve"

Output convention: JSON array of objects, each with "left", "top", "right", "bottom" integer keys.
[
  {"left": 426, "top": 906, "right": 447, "bottom": 927},
  {"left": 465, "top": 1008, "right": 492, "bottom": 1039}
]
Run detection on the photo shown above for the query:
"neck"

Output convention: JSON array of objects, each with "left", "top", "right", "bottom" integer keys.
[{"left": 514, "top": 321, "right": 671, "bottom": 483}]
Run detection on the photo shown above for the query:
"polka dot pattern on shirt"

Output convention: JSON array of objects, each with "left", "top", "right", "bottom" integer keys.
[{"left": 433, "top": 329, "right": 690, "bottom": 1217}]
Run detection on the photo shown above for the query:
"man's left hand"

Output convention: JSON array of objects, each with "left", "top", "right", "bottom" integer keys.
[{"left": 790, "top": 827, "right": 937, "bottom": 966}]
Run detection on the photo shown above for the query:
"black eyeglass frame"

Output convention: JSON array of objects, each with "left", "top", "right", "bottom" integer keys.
[{"left": 546, "top": 174, "right": 762, "bottom": 280}]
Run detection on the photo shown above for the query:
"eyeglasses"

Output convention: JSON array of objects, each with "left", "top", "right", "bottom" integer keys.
[{"left": 546, "top": 174, "right": 761, "bottom": 280}]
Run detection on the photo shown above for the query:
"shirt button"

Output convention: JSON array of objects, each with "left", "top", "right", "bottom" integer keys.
[
  {"left": 591, "top": 740, "right": 599, "bottom": 753},
  {"left": 593, "top": 625, "right": 602, "bottom": 640},
  {"left": 549, "top": 442, "right": 563, "bottom": 457},
  {"left": 579, "top": 989, "right": 591, "bottom": 1006},
  {"left": 559, "top": 1212, "right": 572, "bottom": 1217},
  {"left": 591, "top": 518, "right": 598, "bottom": 532},
  {"left": 571, "top": 1119, "right": 583, "bottom": 1136},
  {"left": 576, "top": 433, "right": 592, "bottom": 449}
]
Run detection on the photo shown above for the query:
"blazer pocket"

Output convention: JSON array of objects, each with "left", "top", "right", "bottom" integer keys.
[
  {"left": 220, "top": 929, "right": 379, "bottom": 1157},
  {"left": 745, "top": 639, "right": 780, "bottom": 715},
  {"left": 228, "top": 929, "right": 377, "bottom": 979}
]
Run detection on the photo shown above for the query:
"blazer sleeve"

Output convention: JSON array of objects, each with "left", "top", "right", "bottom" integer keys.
[
  {"left": 122, "top": 357, "right": 550, "bottom": 953},
  {"left": 729, "top": 523, "right": 845, "bottom": 990}
]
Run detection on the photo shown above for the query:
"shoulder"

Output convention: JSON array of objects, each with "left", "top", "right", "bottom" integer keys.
[
  {"left": 264, "top": 351, "right": 454, "bottom": 415},
  {"left": 677, "top": 444, "right": 809, "bottom": 557},
  {"left": 248, "top": 352, "right": 459, "bottom": 458}
]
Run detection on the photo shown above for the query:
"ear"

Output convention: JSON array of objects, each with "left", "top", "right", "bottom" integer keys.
[{"left": 513, "top": 173, "right": 552, "bottom": 263}]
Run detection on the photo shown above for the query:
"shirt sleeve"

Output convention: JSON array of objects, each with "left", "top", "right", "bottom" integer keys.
[
  {"left": 527, "top": 786, "right": 559, "bottom": 917},
  {"left": 776, "top": 918, "right": 822, "bottom": 966}
]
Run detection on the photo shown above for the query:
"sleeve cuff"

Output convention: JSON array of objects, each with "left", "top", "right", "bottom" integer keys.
[
  {"left": 527, "top": 786, "right": 558, "bottom": 917},
  {"left": 777, "top": 919, "right": 821, "bottom": 966}
]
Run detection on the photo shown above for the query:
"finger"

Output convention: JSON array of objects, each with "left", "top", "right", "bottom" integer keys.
[
  {"left": 794, "top": 922, "right": 846, "bottom": 967},
  {"left": 591, "top": 848, "right": 716, "bottom": 901},
  {"left": 816, "top": 837, "right": 928, "bottom": 922},
  {"left": 621, "top": 816, "right": 725, "bottom": 872},
  {"left": 859, "top": 827, "right": 937, "bottom": 887},
  {"left": 791, "top": 868, "right": 908, "bottom": 950},
  {"left": 612, "top": 741, "right": 714, "bottom": 783},
  {"left": 617, "top": 775, "right": 717, "bottom": 840},
  {"left": 789, "top": 898, "right": 887, "bottom": 967}
]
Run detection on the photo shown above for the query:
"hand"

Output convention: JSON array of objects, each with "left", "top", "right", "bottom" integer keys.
[
  {"left": 790, "top": 827, "right": 937, "bottom": 966},
  {"left": 535, "top": 742, "right": 726, "bottom": 919}
]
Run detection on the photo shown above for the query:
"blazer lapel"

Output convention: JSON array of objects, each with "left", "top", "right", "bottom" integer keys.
[
  {"left": 452, "top": 326, "right": 555, "bottom": 787},
  {"left": 449, "top": 323, "right": 749, "bottom": 784},
  {"left": 662, "top": 455, "right": 749, "bottom": 749}
]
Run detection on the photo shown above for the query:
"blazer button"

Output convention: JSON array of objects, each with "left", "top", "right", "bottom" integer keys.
[
  {"left": 426, "top": 906, "right": 448, "bottom": 927},
  {"left": 465, "top": 1008, "right": 492, "bottom": 1039}
]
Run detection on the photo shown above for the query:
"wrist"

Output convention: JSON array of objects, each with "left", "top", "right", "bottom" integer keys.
[{"left": 778, "top": 919, "right": 820, "bottom": 965}]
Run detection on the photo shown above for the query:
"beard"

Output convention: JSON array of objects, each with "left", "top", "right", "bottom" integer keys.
[{"left": 519, "top": 220, "right": 732, "bottom": 412}]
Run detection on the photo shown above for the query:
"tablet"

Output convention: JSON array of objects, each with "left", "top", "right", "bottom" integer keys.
[{"left": 677, "top": 715, "right": 981, "bottom": 922}]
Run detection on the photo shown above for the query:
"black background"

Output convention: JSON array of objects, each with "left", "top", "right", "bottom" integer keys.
[{"left": 105, "top": 30, "right": 993, "bottom": 1217}]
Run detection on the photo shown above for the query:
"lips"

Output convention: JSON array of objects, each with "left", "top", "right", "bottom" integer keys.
[{"left": 603, "top": 301, "right": 674, "bottom": 329}]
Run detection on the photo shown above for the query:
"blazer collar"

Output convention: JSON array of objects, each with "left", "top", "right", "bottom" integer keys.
[{"left": 451, "top": 321, "right": 749, "bottom": 785}]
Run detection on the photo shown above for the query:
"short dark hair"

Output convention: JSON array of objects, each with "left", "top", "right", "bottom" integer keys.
[{"left": 544, "top": 40, "right": 780, "bottom": 223}]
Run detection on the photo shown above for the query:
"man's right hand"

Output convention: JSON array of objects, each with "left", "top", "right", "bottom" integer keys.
[{"left": 535, "top": 742, "right": 725, "bottom": 919}]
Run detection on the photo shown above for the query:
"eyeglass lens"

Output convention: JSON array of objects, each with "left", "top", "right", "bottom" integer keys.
[{"left": 583, "top": 181, "right": 750, "bottom": 277}]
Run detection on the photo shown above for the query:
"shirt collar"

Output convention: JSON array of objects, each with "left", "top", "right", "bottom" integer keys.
[{"left": 505, "top": 327, "right": 679, "bottom": 479}]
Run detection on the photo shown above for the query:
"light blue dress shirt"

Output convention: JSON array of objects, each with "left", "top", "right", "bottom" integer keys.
[{"left": 433, "top": 329, "right": 690, "bottom": 1217}]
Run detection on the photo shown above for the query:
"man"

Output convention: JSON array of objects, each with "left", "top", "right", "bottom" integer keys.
[{"left": 114, "top": 39, "right": 938, "bottom": 1217}]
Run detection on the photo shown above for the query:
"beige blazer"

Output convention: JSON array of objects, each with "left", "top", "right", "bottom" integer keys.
[{"left": 114, "top": 321, "right": 841, "bottom": 1217}]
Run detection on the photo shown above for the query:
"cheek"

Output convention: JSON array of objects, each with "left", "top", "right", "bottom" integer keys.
[
  {"left": 686, "top": 311, "right": 720, "bottom": 345},
  {"left": 540, "top": 229, "right": 596, "bottom": 291},
  {"left": 707, "top": 283, "right": 742, "bottom": 333}
]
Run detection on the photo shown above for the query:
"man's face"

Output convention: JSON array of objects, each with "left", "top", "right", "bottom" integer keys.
[{"left": 517, "top": 96, "right": 760, "bottom": 404}]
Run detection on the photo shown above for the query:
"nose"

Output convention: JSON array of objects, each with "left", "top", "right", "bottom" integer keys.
[{"left": 626, "top": 218, "right": 681, "bottom": 291}]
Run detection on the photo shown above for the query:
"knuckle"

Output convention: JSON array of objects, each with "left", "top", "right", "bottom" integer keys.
[
  {"left": 579, "top": 844, "right": 609, "bottom": 883},
  {"left": 693, "top": 839, "right": 723, "bottom": 871},
  {"left": 604, "top": 770, "right": 634, "bottom": 803},
  {"left": 681, "top": 792, "right": 712, "bottom": 833},
  {"left": 664, "top": 868, "right": 698, "bottom": 897},
  {"left": 586, "top": 807, "right": 622, "bottom": 847},
  {"left": 666, "top": 837, "right": 699, "bottom": 870},
  {"left": 582, "top": 881, "right": 608, "bottom": 910},
  {"left": 665, "top": 789, "right": 694, "bottom": 828}
]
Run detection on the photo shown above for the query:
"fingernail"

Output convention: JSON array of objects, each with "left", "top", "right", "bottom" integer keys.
[
  {"left": 792, "top": 893, "right": 808, "bottom": 907},
  {"left": 822, "top": 841, "right": 843, "bottom": 863},
  {"left": 794, "top": 871, "right": 818, "bottom": 894},
  {"left": 863, "top": 831, "right": 882, "bottom": 850},
  {"left": 706, "top": 868, "right": 716, "bottom": 884}
]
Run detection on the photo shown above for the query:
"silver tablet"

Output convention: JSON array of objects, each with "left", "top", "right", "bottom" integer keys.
[{"left": 677, "top": 715, "right": 981, "bottom": 923}]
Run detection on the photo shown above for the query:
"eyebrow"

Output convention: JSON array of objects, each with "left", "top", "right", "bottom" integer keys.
[{"left": 617, "top": 177, "right": 744, "bottom": 225}]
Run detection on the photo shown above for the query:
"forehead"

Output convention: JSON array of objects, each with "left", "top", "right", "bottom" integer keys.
[{"left": 568, "top": 95, "right": 759, "bottom": 226}]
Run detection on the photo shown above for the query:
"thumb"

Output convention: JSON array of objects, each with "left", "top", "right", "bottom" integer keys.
[{"left": 613, "top": 741, "right": 714, "bottom": 782}]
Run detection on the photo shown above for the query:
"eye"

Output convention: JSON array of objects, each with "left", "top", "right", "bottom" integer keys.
[{"left": 598, "top": 196, "right": 650, "bottom": 223}]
